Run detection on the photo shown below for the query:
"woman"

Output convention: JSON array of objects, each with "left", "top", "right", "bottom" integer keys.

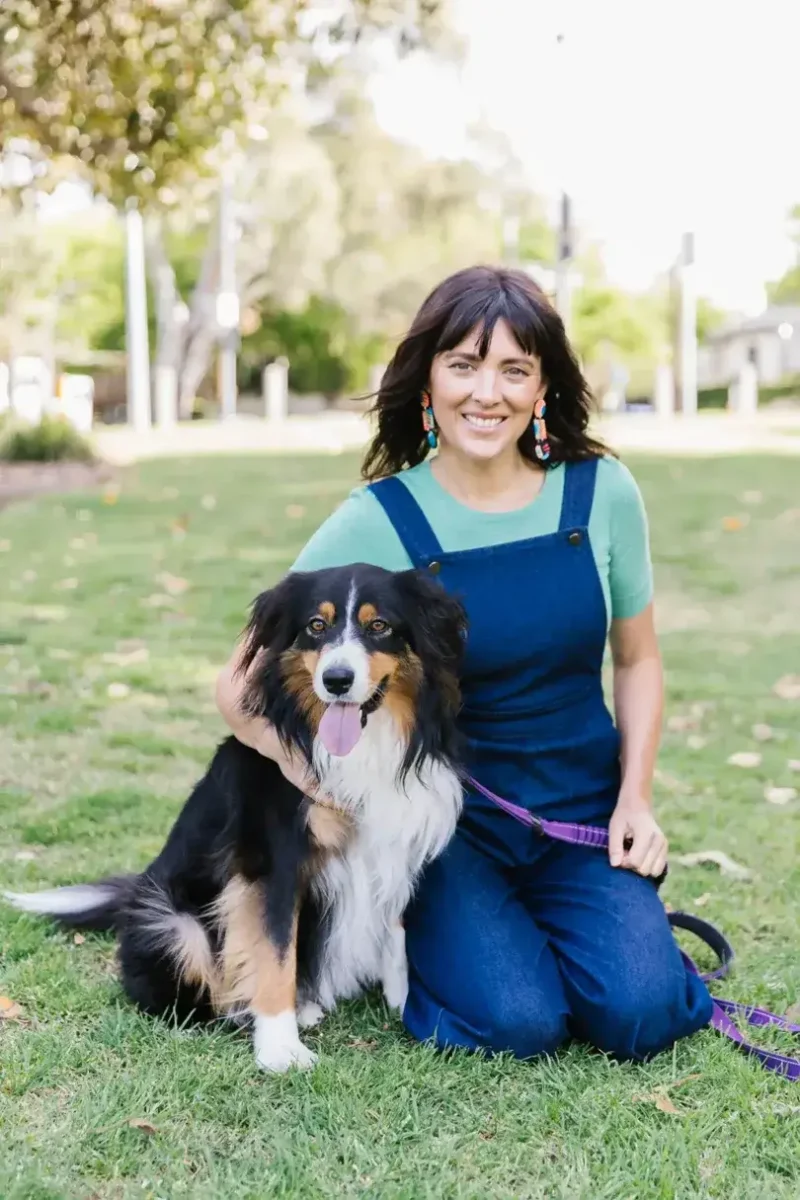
[{"left": 217, "top": 265, "right": 713, "bottom": 1061}]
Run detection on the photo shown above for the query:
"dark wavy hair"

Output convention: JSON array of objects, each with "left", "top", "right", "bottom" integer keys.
[{"left": 362, "top": 265, "right": 608, "bottom": 481}]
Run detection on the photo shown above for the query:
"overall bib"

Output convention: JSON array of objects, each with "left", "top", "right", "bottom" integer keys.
[{"left": 370, "top": 460, "right": 713, "bottom": 1060}]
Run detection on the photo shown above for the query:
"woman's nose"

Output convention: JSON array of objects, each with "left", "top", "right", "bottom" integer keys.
[{"left": 472, "top": 367, "right": 500, "bottom": 404}]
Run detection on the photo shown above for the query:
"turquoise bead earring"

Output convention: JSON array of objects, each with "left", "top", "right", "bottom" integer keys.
[
  {"left": 533, "top": 395, "right": 551, "bottom": 462},
  {"left": 421, "top": 389, "right": 438, "bottom": 449}
]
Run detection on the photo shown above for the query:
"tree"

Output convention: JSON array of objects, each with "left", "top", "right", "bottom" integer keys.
[
  {"left": 0, "top": 0, "right": 455, "bottom": 205},
  {"left": 767, "top": 205, "right": 800, "bottom": 304}
]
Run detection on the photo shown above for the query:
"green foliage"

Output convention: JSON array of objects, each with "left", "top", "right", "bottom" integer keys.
[
  {"left": 767, "top": 204, "right": 800, "bottom": 303},
  {"left": 0, "top": 414, "right": 95, "bottom": 462},
  {"left": 239, "top": 297, "right": 386, "bottom": 395},
  {"left": 0, "top": 0, "right": 453, "bottom": 205}
]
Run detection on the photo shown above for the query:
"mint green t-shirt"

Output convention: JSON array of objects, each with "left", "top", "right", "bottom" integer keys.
[{"left": 292, "top": 457, "right": 653, "bottom": 625}]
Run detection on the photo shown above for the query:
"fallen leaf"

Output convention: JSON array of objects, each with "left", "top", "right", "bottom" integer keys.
[
  {"left": 788, "top": 760, "right": 800, "bottom": 773},
  {"left": 727, "top": 751, "right": 762, "bottom": 768},
  {"left": 774, "top": 675, "right": 800, "bottom": 701},
  {"left": 155, "top": 571, "right": 189, "bottom": 596},
  {"left": 69, "top": 536, "right": 87, "bottom": 550},
  {"left": 22, "top": 570, "right": 37, "bottom": 583},
  {"left": 765, "top": 787, "right": 797, "bottom": 806},
  {"left": 170, "top": 514, "right": 190, "bottom": 539},
  {"left": 73, "top": 933, "right": 85, "bottom": 945},
  {"left": 721, "top": 515, "right": 746, "bottom": 531},
  {"left": 76, "top": 509, "right": 92, "bottom": 522},
  {"left": 201, "top": 494, "right": 217, "bottom": 511},
  {"left": 102, "top": 485, "right": 120, "bottom": 505},
  {"left": 667, "top": 713, "right": 699, "bottom": 732},
  {"left": 676, "top": 850, "right": 751, "bottom": 880},
  {"left": 693, "top": 893, "right": 711, "bottom": 907},
  {"left": 347, "top": 1038, "right": 378, "bottom": 1051},
  {"left": 107, "top": 682, "right": 131, "bottom": 700},
  {"left": 752, "top": 724, "right": 774, "bottom": 742},
  {"left": 14, "top": 850, "right": 37, "bottom": 862},
  {"left": 655, "top": 1095, "right": 681, "bottom": 1114},
  {"left": 0, "top": 996, "right": 23, "bottom": 1020},
  {"left": 785, "top": 1003, "right": 800, "bottom": 1023},
  {"left": 48, "top": 648, "right": 75, "bottom": 660},
  {"left": 0, "top": 539, "right": 11, "bottom": 551},
  {"left": 741, "top": 490, "right": 763, "bottom": 505},
  {"left": 285, "top": 504, "right": 306, "bottom": 519},
  {"left": 127, "top": 1118, "right": 158, "bottom": 1134},
  {"left": 687, "top": 735, "right": 707, "bottom": 751},
  {"left": 161, "top": 486, "right": 180, "bottom": 500},
  {"left": 54, "top": 578, "right": 79, "bottom": 591},
  {"left": 141, "top": 593, "right": 174, "bottom": 609},
  {"left": 102, "top": 647, "right": 149, "bottom": 667}
]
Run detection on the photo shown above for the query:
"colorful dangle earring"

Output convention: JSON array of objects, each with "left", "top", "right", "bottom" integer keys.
[
  {"left": 532, "top": 395, "right": 551, "bottom": 462},
  {"left": 421, "top": 389, "right": 438, "bottom": 449}
]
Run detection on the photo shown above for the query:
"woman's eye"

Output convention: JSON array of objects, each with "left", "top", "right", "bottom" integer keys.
[
  {"left": 451, "top": 361, "right": 473, "bottom": 373},
  {"left": 307, "top": 618, "right": 327, "bottom": 636},
  {"left": 368, "top": 619, "right": 390, "bottom": 636},
  {"left": 506, "top": 366, "right": 528, "bottom": 378}
]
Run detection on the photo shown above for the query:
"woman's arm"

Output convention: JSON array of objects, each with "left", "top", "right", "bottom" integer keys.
[{"left": 607, "top": 602, "right": 668, "bottom": 878}]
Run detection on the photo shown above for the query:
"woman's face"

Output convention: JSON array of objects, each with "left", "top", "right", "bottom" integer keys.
[{"left": 427, "top": 319, "right": 546, "bottom": 463}]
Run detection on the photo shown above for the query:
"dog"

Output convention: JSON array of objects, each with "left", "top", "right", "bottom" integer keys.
[{"left": 5, "top": 564, "right": 467, "bottom": 1072}]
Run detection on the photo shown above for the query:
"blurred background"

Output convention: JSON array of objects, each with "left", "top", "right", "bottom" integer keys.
[{"left": 1, "top": 0, "right": 799, "bottom": 439}]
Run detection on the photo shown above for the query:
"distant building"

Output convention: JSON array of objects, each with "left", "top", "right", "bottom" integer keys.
[{"left": 698, "top": 305, "right": 800, "bottom": 386}]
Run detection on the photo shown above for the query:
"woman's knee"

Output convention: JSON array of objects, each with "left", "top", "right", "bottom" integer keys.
[
  {"left": 574, "top": 966, "right": 713, "bottom": 1061},
  {"left": 483, "top": 991, "right": 569, "bottom": 1059}
]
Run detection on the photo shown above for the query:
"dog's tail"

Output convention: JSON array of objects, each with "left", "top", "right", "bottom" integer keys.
[{"left": 3, "top": 876, "right": 135, "bottom": 931}]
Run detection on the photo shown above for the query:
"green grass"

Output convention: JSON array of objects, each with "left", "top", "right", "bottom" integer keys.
[{"left": 1, "top": 451, "right": 799, "bottom": 1200}]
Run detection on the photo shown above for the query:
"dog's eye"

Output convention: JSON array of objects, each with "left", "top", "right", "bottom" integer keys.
[
  {"left": 367, "top": 618, "right": 391, "bottom": 636},
  {"left": 307, "top": 617, "right": 327, "bottom": 636}
]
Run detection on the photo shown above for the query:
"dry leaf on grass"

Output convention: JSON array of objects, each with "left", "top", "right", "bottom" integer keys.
[
  {"left": 141, "top": 593, "right": 175, "bottom": 609},
  {"left": 741, "top": 490, "right": 763, "bottom": 505},
  {"left": 14, "top": 849, "right": 37, "bottom": 862},
  {"left": 156, "top": 571, "right": 190, "bottom": 596},
  {"left": 774, "top": 675, "right": 800, "bottom": 701},
  {"left": 73, "top": 933, "right": 85, "bottom": 945},
  {"left": 667, "top": 714, "right": 700, "bottom": 733},
  {"left": 788, "top": 760, "right": 800, "bottom": 773},
  {"left": 0, "top": 996, "right": 23, "bottom": 1021},
  {"left": 102, "top": 647, "right": 149, "bottom": 667},
  {"left": 347, "top": 1038, "right": 378, "bottom": 1051},
  {"left": 727, "top": 751, "right": 762, "bottom": 768},
  {"left": 54, "top": 578, "right": 79, "bottom": 591},
  {"left": 0, "top": 540, "right": 11, "bottom": 551},
  {"left": 687, "top": 735, "right": 707, "bottom": 751},
  {"left": 693, "top": 893, "right": 712, "bottom": 907},
  {"left": 765, "top": 787, "right": 797, "bottom": 806},
  {"left": 127, "top": 1118, "right": 158, "bottom": 1135},
  {"left": 201, "top": 494, "right": 217, "bottom": 511},
  {"left": 752, "top": 724, "right": 774, "bottom": 742},
  {"left": 676, "top": 850, "right": 751, "bottom": 880},
  {"left": 634, "top": 1074, "right": 702, "bottom": 1114},
  {"left": 107, "top": 682, "right": 131, "bottom": 700},
  {"left": 102, "top": 486, "right": 120, "bottom": 505},
  {"left": 721, "top": 515, "right": 747, "bottom": 531}
]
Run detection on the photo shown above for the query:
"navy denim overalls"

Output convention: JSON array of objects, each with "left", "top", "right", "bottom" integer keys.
[{"left": 370, "top": 459, "right": 713, "bottom": 1060}]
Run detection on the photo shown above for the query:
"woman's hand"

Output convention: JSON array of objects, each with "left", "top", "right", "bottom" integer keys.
[{"left": 608, "top": 798, "right": 668, "bottom": 878}]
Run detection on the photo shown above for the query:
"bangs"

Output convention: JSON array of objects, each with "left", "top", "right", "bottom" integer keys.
[{"left": 433, "top": 280, "right": 550, "bottom": 361}]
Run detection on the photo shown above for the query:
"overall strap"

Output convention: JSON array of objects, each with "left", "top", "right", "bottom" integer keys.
[
  {"left": 368, "top": 476, "right": 444, "bottom": 569},
  {"left": 558, "top": 458, "right": 600, "bottom": 531}
]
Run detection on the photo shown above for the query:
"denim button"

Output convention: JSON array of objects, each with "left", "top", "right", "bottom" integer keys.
[
  {"left": 568, "top": 531, "right": 582, "bottom": 546},
  {"left": 428, "top": 560, "right": 442, "bottom": 574}
]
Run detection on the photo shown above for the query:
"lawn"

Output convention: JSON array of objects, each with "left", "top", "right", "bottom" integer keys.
[{"left": 1, "top": 450, "right": 799, "bottom": 1200}]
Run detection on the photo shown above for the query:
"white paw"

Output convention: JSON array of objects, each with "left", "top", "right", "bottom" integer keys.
[
  {"left": 297, "top": 1000, "right": 325, "bottom": 1029},
  {"left": 253, "top": 1010, "right": 318, "bottom": 1073},
  {"left": 381, "top": 927, "right": 409, "bottom": 1012}
]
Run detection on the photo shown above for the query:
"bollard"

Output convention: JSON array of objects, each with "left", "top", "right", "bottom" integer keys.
[
  {"left": 728, "top": 361, "right": 758, "bottom": 417},
  {"left": 263, "top": 357, "right": 289, "bottom": 422},
  {"left": 154, "top": 366, "right": 178, "bottom": 429},
  {"left": 653, "top": 364, "right": 675, "bottom": 417}
]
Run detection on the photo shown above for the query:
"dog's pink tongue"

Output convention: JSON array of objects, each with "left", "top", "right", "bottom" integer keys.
[{"left": 318, "top": 703, "right": 363, "bottom": 757}]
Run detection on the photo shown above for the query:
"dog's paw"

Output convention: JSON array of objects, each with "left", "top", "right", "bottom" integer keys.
[
  {"left": 381, "top": 924, "right": 409, "bottom": 1012},
  {"left": 297, "top": 1000, "right": 325, "bottom": 1029},
  {"left": 253, "top": 1012, "right": 318, "bottom": 1073}
]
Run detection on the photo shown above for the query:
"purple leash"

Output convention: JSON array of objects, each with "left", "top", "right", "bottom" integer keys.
[{"left": 466, "top": 775, "right": 800, "bottom": 1081}]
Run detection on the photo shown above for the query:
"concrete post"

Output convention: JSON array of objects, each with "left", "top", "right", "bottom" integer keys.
[
  {"left": 154, "top": 365, "right": 178, "bottom": 428},
  {"left": 654, "top": 364, "right": 676, "bottom": 417},
  {"left": 263, "top": 357, "right": 289, "bottom": 422},
  {"left": 124, "top": 206, "right": 152, "bottom": 432},
  {"left": 728, "top": 361, "right": 758, "bottom": 417}
]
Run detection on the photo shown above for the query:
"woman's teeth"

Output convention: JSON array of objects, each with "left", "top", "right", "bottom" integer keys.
[{"left": 463, "top": 414, "right": 504, "bottom": 429}]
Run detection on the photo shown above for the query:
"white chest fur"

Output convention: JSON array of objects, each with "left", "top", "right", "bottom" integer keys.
[{"left": 310, "top": 708, "right": 462, "bottom": 1010}]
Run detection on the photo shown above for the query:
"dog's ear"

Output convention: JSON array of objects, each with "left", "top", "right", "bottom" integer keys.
[
  {"left": 237, "top": 573, "right": 300, "bottom": 676},
  {"left": 396, "top": 569, "right": 468, "bottom": 672}
]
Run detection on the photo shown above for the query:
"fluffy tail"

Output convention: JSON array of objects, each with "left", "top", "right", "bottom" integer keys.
[{"left": 3, "top": 876, "right": 135, "bottom": 931}]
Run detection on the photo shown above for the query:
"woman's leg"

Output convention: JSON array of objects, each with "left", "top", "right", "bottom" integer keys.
[
  {"left": 520, "top": 843, "right": 714, "bottom": 1060},
  {"left": 403, "top": 832, "right": 569, "bottom": 1058}
]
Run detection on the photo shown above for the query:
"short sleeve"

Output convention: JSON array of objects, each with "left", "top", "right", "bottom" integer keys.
[
  {"left": 605, "top": 460, "right": 654, "bottom": 620},
  {"left": 291, "top": 487, "right": 413, "bottom": 573}
]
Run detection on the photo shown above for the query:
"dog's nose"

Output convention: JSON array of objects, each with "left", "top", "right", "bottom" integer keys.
[{"left": 322, "top": 665, "right": 355, "bottom": 697}]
